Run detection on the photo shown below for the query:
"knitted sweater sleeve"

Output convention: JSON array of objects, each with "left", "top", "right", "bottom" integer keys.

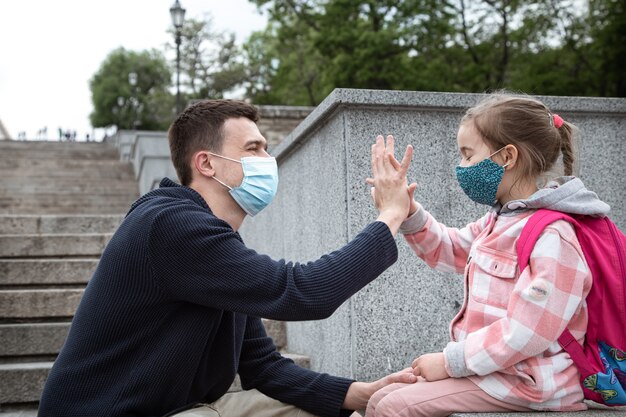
[
  {"left": 238, "top": 317, "right": 355, "bottom": 417},
  {"left": 147, "top": 202, "right": 398, "bottom": 321}
]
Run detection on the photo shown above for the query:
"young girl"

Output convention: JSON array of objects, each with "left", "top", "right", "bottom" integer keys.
[{"left": 366, "top": 92, "right": 610, "bottom": 416}]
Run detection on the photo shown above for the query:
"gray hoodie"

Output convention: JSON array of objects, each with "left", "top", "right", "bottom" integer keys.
[{"left": 497, "top": 176, "right": 610, "bottom": 217}]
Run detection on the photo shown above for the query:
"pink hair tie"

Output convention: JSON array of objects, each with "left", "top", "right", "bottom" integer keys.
[{"left": 553, "top": 114, "right": 564, "bottom": 129}]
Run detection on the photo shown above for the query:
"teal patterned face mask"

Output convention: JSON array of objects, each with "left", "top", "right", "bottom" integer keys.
[{"left": 455, "top": 147, "right": 509, "bottom": 206}]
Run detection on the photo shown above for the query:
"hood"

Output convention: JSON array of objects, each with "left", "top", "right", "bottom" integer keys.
[
  {"left": 498, "top": 176, "right": 610, "bottom": 217},
  {"left": 127, "top": 177, "right": 209, "bottom": 216}
]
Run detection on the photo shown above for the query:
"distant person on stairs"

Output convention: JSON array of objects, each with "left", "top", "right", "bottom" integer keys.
[{"left": 39, "top": 99, "right": 417, "bottom": 417}]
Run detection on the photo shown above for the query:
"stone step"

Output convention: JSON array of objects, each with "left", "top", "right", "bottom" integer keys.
[
  {"left": 0, "top": 141, "right": 119, "bottom": 159},
  {"left": 0, "top": 158, "right": 133, "bottom": 174},
  {"left": 0, "top": 258, "right": 98, "bottom": 286},
  {"left": 0, "top": 346, "right": 306, "bottom": 406},
  {"left": 0, "top": 323, "right": 69, "bottom": 357},
  {"left": 0, "top": 199, "right": 133, "bottom": 215},
  {"left": 0, "top": 198, "right": 136, "bottom": 213},
  {"left": 0, "top": 181, "right": 138, "bottom": 194},
  {"left": 0, "top": 233, "right": 111, "bottom": 258},
  {"left": 0, "top": 320, "right": 287, "bottom": 358},
  {"left": 0, "top": 289, "right": 83, "bottom": 319},
  {"left": 262, "top": 318, "right": 286, "bottom": 350},
  {"left": 0, "top": 409, "right": 38, "bottom": 416},
  {"left": 0, "top": 214, "right": 124, "bottom": 235},
  {"left": 0, "top": 362, "right": 50, "bottom": 404}
]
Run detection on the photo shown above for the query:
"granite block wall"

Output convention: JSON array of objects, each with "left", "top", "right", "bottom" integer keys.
[{"left": 239, "top": 88, "right": 626, "bottom": 381}]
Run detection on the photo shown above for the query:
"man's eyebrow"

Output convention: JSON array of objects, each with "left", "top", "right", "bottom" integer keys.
[{"left": 244, "top": 139, "right": 266, "bottom": 148}]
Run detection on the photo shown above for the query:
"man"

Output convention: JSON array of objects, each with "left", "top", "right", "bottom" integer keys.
[{"left": 39, "top": 100, "right": 415, "bottom": 417}]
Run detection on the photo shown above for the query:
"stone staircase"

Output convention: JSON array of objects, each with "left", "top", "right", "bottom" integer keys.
[
  {"left": 0, "top": 141, "right": 306, "bottom": 415},
  {"left": 0, "top": 141, "right": 138, "bottom": 215}
]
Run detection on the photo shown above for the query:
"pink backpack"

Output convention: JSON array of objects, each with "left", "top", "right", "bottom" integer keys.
[{"left": 517, "top": 209, "right": 626, "bottom": 406}]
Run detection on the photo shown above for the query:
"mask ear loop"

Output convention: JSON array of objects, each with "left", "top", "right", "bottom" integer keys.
[
  {"left": 212, "top": 176, "right": 233, "bottom": 190},
  {"left": 208, "top": 152, "right": 241, "bottom": 164},
  {"left": 489, "top": 146, "right": 512, "bottom": 170},
  {"left": 207, "top": 152, "right": 241, "bottom": 190}
]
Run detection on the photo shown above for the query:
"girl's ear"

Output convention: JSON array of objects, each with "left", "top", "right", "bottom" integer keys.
[
  {"left": 192, "top": 151, "right": 216, "bottom": 178},
  {"left": 502, "top": 144, "right": 519, "bottom": 170}
]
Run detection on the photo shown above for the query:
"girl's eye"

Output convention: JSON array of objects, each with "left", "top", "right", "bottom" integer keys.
[{"left": 465, "top": 156, "right": 472, "bottom": 161}]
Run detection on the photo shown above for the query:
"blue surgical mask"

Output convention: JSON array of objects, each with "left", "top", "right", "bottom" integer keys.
[
  {"left": 455, "top": 147, "right": 509, "bottom": 206},
  {"left": 210, "top": 153, "right": 279, "bottom": 216}
]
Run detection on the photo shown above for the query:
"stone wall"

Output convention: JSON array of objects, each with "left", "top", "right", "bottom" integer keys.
[
  {"left": 239, "top": 88, "right": 626, "bottom": 381},
  {"left": 106, "top": 130, "right": 176, "bottom": 196},
  {"left": 257, "top": 105, "right": 315, "bottom": 148}
]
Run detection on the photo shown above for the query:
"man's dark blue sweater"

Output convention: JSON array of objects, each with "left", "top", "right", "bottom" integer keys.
[{"left": 39, "top": 178, "right": 398, "bottom": 417}]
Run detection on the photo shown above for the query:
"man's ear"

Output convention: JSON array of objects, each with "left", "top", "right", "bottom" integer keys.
[
  {"left": 192, "top": 151, "right": 216, "bottom": 178},
  {"left": 502, "top": 144, "right": 519, "bottom": 169}
]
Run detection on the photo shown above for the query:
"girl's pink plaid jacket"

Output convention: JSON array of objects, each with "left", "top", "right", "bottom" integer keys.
[{"left": 400, "top": 176, "right": 610, "bottom": 411}]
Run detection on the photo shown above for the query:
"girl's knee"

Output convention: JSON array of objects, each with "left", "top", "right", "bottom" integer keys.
[
  {"left": 364, "top": 387, "right": 386, "bottom": 417},
  {"left": 374, "top": 393, "right": 409, "bottom": 417},
  {"left": 365, "top": 383, "right": 408, "bottom": 417}
]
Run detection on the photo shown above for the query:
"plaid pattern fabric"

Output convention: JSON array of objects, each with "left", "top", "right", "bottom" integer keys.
[{"left": 404, "top": 208, "right": 592, "bottom": 411}]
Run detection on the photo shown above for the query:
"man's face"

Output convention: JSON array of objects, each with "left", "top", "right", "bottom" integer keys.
[{"left": 213, "top": 117, "right": 270, "bottom": 188}]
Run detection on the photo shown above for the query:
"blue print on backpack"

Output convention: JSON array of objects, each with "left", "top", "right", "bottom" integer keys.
[{"left": 582, "top": 342, "right": 626, "bottom": 404}]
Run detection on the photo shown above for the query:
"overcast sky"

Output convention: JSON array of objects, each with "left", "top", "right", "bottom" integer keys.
[{"left": 0, "top": 0, "right": 267, "bottom": 140}]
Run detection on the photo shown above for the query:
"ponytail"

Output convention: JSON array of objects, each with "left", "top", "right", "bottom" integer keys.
[{"left": 558, "top": 122, "right": 575, "bottom": 176}]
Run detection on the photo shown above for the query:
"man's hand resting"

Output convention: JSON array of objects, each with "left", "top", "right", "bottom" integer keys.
[{"left": 342, "top": 368, "right": 417, "bottom": 411}]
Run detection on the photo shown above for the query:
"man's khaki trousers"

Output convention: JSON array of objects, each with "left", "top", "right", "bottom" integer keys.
[{"left": 170, "top": 389, "right": 321, "bottom": 417}]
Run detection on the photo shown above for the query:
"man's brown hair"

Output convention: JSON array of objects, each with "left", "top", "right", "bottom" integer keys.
[{"left": 168, "top": 99, "right": 259, "bottom": 186}]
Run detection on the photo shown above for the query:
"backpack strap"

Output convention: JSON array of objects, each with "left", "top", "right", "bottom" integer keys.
[
  {"left": 518, "top": 209, "right": 576, "bottom": 271},
  {"left": 517, "top": 209, "right": 595, "bottom": 376}
]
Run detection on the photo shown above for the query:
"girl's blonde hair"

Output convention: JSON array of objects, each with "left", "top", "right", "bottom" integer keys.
[{"left": 461, "top": 92, "right": 578, "bottom": 186}]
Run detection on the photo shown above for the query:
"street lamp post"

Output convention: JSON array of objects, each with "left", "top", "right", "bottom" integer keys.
[
  {"left": 128, "top": 72, "right": 139, "bottom": 129},
  {"left": 170, "top": 0, "right": 186, "bottom": 115}
]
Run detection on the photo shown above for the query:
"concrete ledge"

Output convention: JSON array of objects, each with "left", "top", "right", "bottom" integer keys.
[
  {"left": 107, "top": 131, "right": 176, "bottom": 195},
  {"left": 451, "top": 410, "right": 626, "bottom": 416},
  {"left": 272, "top": 88, "right": 626, "bottom": 163}
]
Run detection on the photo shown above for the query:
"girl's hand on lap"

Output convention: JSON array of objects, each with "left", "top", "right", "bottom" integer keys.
[{"left": 411, "top": 352, "right": 449, "bottom": 382}]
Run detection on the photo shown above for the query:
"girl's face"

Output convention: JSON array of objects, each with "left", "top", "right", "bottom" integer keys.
[{"left": 456, "top": 122, "right": 495, "bottom": 167}]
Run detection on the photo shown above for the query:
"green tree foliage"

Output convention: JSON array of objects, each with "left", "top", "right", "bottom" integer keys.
[
  {"left": 90, "top": 48, "right": 173, "bottom": 130},
  {"left": 244, "top": 0, "right": 625, "bottom": 104},
  {"left": 168, "top": 17, "right": 248, "bottom": 100},
  {"left": 586, "top": 0, "right": 626, "bottom": 96}
]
